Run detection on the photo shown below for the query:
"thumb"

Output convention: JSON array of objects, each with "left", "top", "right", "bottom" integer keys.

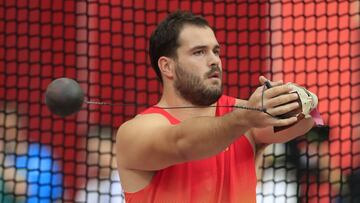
[
  {"left": 259, "top": 76, "right": 268, "bottom": 85},
  {"left": 259, "top": 76, "right": 284, "bottom": 87}
]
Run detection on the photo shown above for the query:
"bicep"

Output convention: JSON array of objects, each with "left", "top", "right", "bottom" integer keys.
[{"left": 116, "top": 114, "right": 184, "bottom": 171}]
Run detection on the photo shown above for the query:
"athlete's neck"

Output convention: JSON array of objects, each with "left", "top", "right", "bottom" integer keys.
[{"left": 157, "top": 84, "right": 217, "bottom": 121}]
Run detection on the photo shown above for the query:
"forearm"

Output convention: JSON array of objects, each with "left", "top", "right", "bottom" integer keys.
[
  {"left": 273, "top": 117, "right": 314, "bottom": 142},
  {"left": 173, "top": 110, "right": 249, "bottom": 161},
  {"left": 254, "top": 143, "right": 269, "bottom": 179},
  {"left": 253, "top": 117, "right": 315, "bottom": 144}
]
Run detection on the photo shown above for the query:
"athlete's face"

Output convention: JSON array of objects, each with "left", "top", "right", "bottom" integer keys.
[{"left": 173, "top": 25, "right": 223, "bottom": 106}]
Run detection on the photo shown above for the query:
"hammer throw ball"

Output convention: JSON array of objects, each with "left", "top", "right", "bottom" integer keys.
[{"left": 45, "top": 78, "right": 84, "bottom": 117}]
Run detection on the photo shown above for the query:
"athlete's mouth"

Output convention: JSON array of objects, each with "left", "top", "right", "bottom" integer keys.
[{"left": 208, "top": 71, "right": 220, "bottom": 78}]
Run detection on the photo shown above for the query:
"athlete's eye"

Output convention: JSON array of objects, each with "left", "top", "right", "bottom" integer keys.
[{"left": 194, "top": 50, "right": 205, "bottom": 56}]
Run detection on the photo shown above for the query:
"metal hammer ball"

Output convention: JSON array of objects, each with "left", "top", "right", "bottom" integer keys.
[{"left": 45, "top": 78, "right": 84, "bottom": 117}]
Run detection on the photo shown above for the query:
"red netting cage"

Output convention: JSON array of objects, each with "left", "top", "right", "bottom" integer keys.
[{"left": 0, "top": 0, "right": 359, "bottom": 202}]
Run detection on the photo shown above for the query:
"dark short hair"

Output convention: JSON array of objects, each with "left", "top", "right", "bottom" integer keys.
[{"left": 149, "top": 11, "right": 210, "bottom": 83}]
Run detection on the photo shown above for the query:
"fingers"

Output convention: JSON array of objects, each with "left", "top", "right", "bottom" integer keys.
[
  {"left": 265, "top": 100, "right": 300, "bottom": 117},
  {"left": 272, "top": 116, "right": 298, "bottom": 127},
  {"left": 266, "top": 92, "right": 299, "bottom": 108},
  {"left": 259, "top": 76, "right": 283, "bottom": 86},
  {"left": 264, "top": 84, "right": 293, "bottom": 98},
  {"left": 247, "top": 77, "right": 302, "bottom": 128},
  {"left": 259, "top": 76, "right": 267, "bottom": 85}
]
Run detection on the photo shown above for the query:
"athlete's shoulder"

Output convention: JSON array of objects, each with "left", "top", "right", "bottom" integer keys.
[
  {"left": 120, "top": 111, "right": 170, "bottom": 131},
  {"left": 218, "top": 94, "right": 237, "bottom": 105},
  {"left": 219, "top": 94, "right": 234, "bottom": 99}
]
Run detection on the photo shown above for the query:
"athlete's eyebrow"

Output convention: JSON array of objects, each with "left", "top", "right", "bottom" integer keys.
[{"left": 189, "top": 44, "right": 220, "bottom": 51}]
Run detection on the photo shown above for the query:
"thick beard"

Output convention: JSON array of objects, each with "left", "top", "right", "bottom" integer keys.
[{"left": 174, "top": 64, "right": 222, "bottom": 106}]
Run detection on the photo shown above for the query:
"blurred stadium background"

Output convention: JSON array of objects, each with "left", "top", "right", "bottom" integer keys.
[{"left": 0, "top": 0, "right": 359, "bottom": 202}]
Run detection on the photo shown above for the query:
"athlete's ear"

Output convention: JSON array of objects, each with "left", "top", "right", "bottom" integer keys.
[{"left": 158, "top": 56, "right": 175, "bottom": 79}]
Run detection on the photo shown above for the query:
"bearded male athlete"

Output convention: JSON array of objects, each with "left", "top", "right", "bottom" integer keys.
[{"left": 116, "top": 11, "right": 318, "bottom": 203}]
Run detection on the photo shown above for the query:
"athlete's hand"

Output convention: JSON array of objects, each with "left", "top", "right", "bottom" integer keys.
[{"left": 244, "top": 76, "right": 299, "bottom": 128}]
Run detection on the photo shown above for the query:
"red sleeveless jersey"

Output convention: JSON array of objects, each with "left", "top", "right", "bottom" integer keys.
[{"left": 125, "top": 95, "right": 257, "bottom": 203}]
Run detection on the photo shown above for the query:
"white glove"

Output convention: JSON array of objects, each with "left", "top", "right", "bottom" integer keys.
[{"left": 287, "top": 83, "right": 318, "bottom": 118}]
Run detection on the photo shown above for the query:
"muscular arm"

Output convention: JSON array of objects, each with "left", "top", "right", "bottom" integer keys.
[
  {"left": 116, "top": 110, "right": 250, "bottom": 171},
  {"left": 117, "top": 78, "right": 301, "bottom": 172}
]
